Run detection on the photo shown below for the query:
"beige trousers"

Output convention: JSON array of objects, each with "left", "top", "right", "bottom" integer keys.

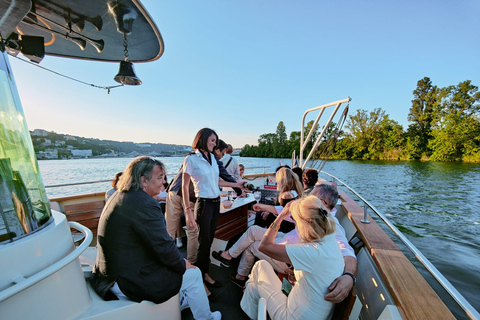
[{"left": 165, "top": 190, "right": 199, "bottom": 263}]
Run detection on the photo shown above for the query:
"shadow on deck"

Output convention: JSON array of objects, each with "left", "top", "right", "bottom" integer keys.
[{"left": 179, "top": 236, "right": 250, "bottom": 320}]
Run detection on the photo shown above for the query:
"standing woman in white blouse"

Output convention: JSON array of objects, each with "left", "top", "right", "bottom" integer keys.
[{"left": 182, "top": 128, "right": 244, "bottom": 289}]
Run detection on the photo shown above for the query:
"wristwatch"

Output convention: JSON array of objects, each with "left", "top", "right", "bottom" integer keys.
[{"left": 343, "top": 272, "right": 356, "bottom": 284}]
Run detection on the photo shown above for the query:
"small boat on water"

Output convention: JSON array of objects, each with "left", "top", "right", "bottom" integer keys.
[{"left": 1, "top": 1, "right": 479, "bottom": 320}]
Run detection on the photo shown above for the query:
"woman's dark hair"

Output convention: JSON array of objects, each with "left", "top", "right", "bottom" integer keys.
[
  {"left": 292, "top": 166, "right": 303, "bottom": 182},
  {"left": 192, "top": 128, "right": 218, "bottom": 151},
  {"left": 217, "top": 139, "right": 228, "bottom": 151},
  {"left": 302, "top": 168, "right": 319, "bottom": 187},
  {"left": 275, "top": 164, "right": 291, "bottom": 173},
  {"left": 163, "top": 175, "right": 169, "bottom": 189}
]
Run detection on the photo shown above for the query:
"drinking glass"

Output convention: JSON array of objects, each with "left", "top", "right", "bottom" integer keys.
[{"left": 254, "top": 191, "right": 262, "bottom": 203}]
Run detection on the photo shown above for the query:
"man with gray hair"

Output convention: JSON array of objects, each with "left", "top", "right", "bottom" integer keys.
[
  {"left": 91, "top": 156, "right": 221, "bottom": 320},
  {"left": 310, "top": 183, "right": 358, "bottom": 303}
]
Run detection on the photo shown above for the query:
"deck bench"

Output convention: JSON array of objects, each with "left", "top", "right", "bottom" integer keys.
[{"left": 64, "top": 200, "right": 105, "bottom": 236}]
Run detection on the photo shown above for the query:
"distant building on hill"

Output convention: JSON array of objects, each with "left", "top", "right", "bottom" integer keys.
[
  {"left": 36, "top": 148, "right": 58, "bottom": 159},
  {"left": 71, "top": 149, "right": 92, "bottom": 158}
]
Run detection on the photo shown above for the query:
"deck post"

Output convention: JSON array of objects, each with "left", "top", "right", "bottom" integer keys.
[{"left": 361, "top": 202, "right": 370, "bottom": 224}]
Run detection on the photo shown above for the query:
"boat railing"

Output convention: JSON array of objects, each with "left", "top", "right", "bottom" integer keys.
[
  {"left": 43, "top": 167, "right": 271, "bottom": 190},
  {"left": 320, "top": 171, "right": 480, "bottom": 320},
  {"left": 44, "top": 179, "right": 113, "bottom": 189},
  {"left": 245, "top": 166, "right": 269, "bottom": 174},
  {"left": 0, "top": 221, "right": 92, "bottom": 303}
]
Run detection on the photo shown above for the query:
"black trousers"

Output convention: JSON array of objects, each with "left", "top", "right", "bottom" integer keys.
[
  {"left": 254, "top": 211, "right": 295, "bottom": 233},
  {"left": 195, "top": 198, "right": 220, "bottom": 276}
]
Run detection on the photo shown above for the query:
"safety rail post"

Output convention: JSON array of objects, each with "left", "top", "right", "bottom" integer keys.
[{"left": 361, "top": 202, "right": 370, "bottom": 224}]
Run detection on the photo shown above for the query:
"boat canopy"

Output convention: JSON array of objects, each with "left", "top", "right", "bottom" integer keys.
[{"left": 0, "top": 0, "right": 164, "bottom": 63}]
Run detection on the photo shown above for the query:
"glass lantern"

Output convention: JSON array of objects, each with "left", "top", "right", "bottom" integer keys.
[{"left": 0, "top": 50, "right": 52, "bottom": 243}]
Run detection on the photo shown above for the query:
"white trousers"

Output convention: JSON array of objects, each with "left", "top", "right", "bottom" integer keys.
[
  {"left": 180, "top": 267, "right": 218, "bottom": 320},
  {"left": 240, "top": 260, "right": 289, "bottom": 320},
  {"left": 228, "top": 226, "right": 289, "bottom": 277},
  {"left": 113, "top": 267, "right": 216, "bottom": 320}
]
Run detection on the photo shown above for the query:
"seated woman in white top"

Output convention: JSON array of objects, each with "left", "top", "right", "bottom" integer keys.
[{"left": 241, "top": 195, "right": 345, "bottom": 320}]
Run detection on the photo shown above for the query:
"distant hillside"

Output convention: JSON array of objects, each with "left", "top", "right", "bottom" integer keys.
[{"left": 30, "top": 129, "right": 192, "bottom": 159}]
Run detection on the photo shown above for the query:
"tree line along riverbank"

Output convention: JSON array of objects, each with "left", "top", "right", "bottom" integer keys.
[{"left": 240, "top": 77, "right": 480, "bottom": 162}]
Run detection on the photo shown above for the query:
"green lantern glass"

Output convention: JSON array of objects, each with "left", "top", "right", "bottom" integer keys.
[{"left": 0, "top": 51, "right": 52, "bottom": 243}]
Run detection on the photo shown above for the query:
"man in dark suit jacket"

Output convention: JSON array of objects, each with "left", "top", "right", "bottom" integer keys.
[{"left": 91, "top": 156, "right": 221, "bottom": 320}]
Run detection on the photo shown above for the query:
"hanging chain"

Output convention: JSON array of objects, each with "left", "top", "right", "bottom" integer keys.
[{"left": 123, "top": 33, "right": 129, "bottom": 61}]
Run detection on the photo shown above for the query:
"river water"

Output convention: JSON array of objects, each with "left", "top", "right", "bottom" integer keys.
[{"left": 38, "top": 157, "right": 480, "bottom": 318}]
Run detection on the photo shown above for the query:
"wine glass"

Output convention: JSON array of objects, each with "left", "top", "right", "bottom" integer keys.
[{"left": 254, "top": 191, "right": 262, "bottom": 203}]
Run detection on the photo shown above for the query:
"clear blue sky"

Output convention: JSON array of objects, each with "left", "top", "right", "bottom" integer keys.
[{"left": 9, "top": 0, "right": 480, "bottom": 148}]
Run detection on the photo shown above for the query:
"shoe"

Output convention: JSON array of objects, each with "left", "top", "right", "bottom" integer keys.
[
  {"left": 176, "top": 237, "right": 183, "bottom": 248},
  {"left": 211, "top": 310, "right": 222, "bottom": 320},
  {"left": 205, "top": 279, "right": 222, "bottom": 288},
  {"left": 212, "top": 251, "right": 231, "bottom": 267},
  {"left": 229, "top": 272, "right": 246, "bottom": 288}
]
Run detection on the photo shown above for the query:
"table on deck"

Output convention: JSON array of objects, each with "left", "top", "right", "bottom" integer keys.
[
  {"left": 216, "top": 193, "right": 256, "bottom": 240},
  {"left": 211, "top": 193, "right": 256, "bottom": 266}
]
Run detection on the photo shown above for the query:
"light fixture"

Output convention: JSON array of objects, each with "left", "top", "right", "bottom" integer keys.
[{"left": 114, "top": 33, "right": 141, "bottom": 85}]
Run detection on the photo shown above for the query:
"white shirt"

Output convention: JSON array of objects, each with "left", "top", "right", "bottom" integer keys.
[
  {"left": 286, "top": 235, "right": 345, "bottom": 320},
  {"left": 183, "top": 150, "right": 220, "bottom": 199},
  {"left": 220, "top": 154, "right": 241, "bottom": 181}
]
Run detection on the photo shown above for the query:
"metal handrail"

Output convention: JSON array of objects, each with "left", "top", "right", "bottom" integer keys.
[
  {"left": 245, "top": 166, "right": 269, "bottom": 174},
  {"left": 320, "top": 171, "right": 480, "bottom": 320},
  {"left": 0, "top": 221, "right": 93, "bottom": 302},
  {"left": 44, "top": 179, "right": 112, "bottom": 188},
  {"left": 299, "top": 97, "right": 351, "bottom": 169},
  {"left": 44, "top": 166, "right": 271, "bottom": 189}
]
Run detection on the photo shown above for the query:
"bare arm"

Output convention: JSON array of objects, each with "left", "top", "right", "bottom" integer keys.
[
  {"left": 325, "top": 256, "right": 358, "bottom": 303},
  {"left": 182, "top": 172, "right": 197, "bottom": 228},
  {"left": 258, "top": 203, "right": 293, "bottom": 264},
  {"left": 218, "top": 179, "right": 244, "bottom": 190},
  {"left": 253, "top": 203, "right": 278, "bottom": 215}
]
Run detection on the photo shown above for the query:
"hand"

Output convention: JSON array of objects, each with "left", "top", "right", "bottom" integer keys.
[
  {"left": 277, "top": 201, "right": 293, "bottom": 221},
  {"left": 185, "top": 209, "right": 197, "bottom": 228},
  {"left": 239, "top": 191, "right": 247, "bottom": 198},
  {"left": 253, "top": 203, "right": 265, "bottom": 212},
  {"left": 324, "top": 274, "right": 354, "bottom": 303},
  {"left": 185, "top": 259, "right": 196, "bottom": 269},
  {"left": 261, "top": 211, "right": 269, "bottom": 220},
  {"left": 236, "top": 182, "right": 246, "bottom": 190}
]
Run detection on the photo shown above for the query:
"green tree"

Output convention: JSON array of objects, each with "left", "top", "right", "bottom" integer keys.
[
  {"left": 407, "top": 77, "right": 439, "bottom": 157},
  {"left": 258, "top": 133, "right": 277, "bottom": 157},
  {"left": 289, "top": 131, "right": 301, "bottom": 158},
  {"left": 429, "top": 80, "right": 480, "bottom": 161}
]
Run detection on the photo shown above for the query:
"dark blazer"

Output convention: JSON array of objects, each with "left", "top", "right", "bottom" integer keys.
[{"left": 91, "top": 188, "right": 186, "bottom": 304}]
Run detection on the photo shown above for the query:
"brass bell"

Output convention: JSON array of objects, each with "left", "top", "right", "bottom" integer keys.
[{"left": 114, "top": 60, "right": 142, "bottom": 85}]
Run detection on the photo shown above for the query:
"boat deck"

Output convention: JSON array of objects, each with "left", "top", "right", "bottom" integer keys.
[{"left": 178, "top": 236, "right": 249, "bottom": 320}]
